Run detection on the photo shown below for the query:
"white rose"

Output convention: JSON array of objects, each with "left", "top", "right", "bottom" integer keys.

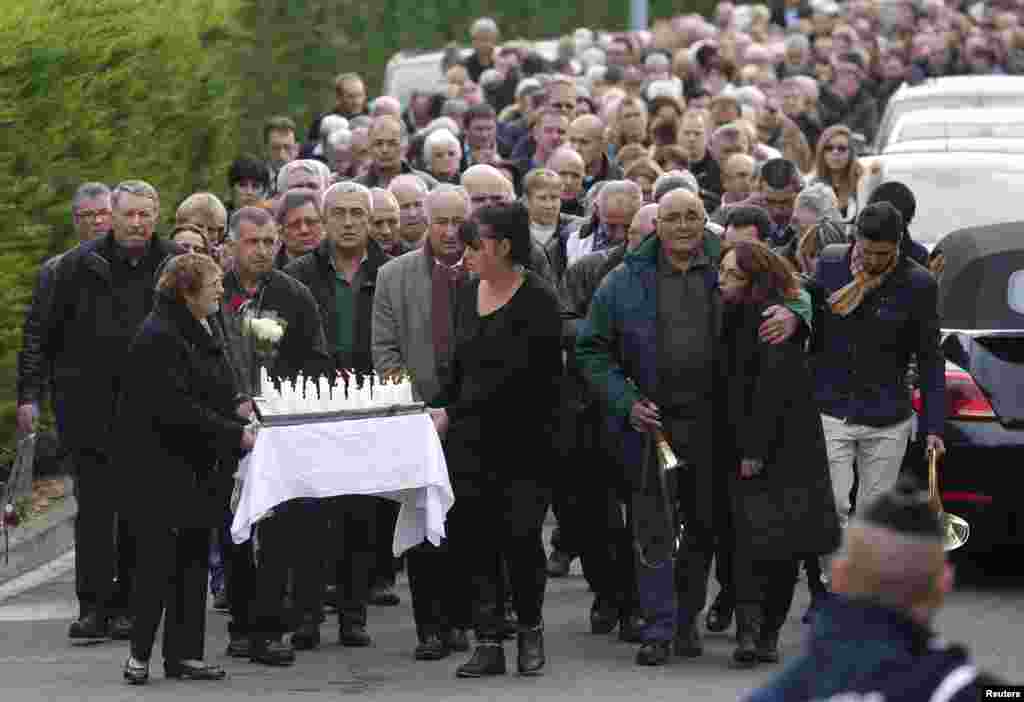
[{"left": 249, "top": 317, "right": 284, "bottom": 343}]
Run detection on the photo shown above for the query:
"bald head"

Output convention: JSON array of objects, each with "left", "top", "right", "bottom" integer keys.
[
  {"left": 370, "top": 187, "right": 402, "bottom": 252},
  {"left": 629, "top": 203, "right": 658, "bottom": 250},
  {"left": 547, "top": 147, "right": 586, "bottom": 202},
  {"left": 461, "top": 164, "right": 514, "bottom": 212},
  {"left": 373, "top": 96, "right": 401, "bottom": 118},
  {"left": 388, "top": 174, "right": 429, "bottom": 245},
  {"left": 657, "top": 189, "right": 705, "bottom": 262},
  {"left": 722, "top": 152, "right": 757, "bottom": 196},
  {"left": 569, "top": 114, "right": 607, "bottom": 170}
]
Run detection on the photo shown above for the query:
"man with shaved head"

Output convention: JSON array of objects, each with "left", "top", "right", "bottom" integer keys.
[
  {"left": 285, "top": 182, "right": 392, "bottom": 650},
  {"left": 369, "top": 187, "right": 407, "bottom": 256},
  {"left": 747, "top": 479, "right": 1000, "bottom": 702},
  {"left": 569, "top": 114, "right": 623, "bottom": 192},
  {"left": 371, "top": 95, "right": 401, "bottom": 119},
  {"left": 372, "top": 184, "right": 473, "bottom": 659},
  {"left": 577, "top": 187, "right": 811, "bottom": 666},
  {"left": 628, "top": 203, "right": 658, "bottom": 250},
  {"left": 355, "top": 115, "right": 438, "bottom": 190},
  {"left": 546, "top": 147, "right": 587, "bottom": 218},
  {"left": 719, "top": 153, "right": 757, "bottom": 208},
  {"left": 388, "top": 174, "right": 429, "bottom": 249}
]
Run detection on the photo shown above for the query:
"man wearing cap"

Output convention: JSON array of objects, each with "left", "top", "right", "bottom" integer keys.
[
  {"left": 818, "top": 52, "right": 880, "bottom": 144},
  {"left": 812, "top": 202, "right": 945, "bottom": 570},
  {"left": 746, "top": 478, "right": 1002, "bottom": 702}
]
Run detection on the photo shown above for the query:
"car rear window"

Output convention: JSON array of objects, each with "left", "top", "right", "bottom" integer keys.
[{"left": 1009, "top": 270, "right": 1024, "bottom": 315}]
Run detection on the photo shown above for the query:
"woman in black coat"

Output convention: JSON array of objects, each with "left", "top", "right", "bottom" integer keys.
[
  {"left": 717, "top": 241, "right": 840, "bottom": 669},
  {"left": 430, "top": 202, "right": 563, "bottom": 679},
  {"left": 117, "top": 253, "right": 255, "bottom": 684}
]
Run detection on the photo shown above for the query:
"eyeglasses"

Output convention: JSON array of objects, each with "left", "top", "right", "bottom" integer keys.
[{"left": 824, "top": 144, "right": 850, "bottom": 154}]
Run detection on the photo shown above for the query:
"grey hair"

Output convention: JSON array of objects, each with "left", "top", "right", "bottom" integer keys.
[
  {"left": 323, "top": 181, "right": 373, "bottom": 213},
  {"left": 795, "top": 182, "right": 841, "bottom": 222},
  {"left": 327, "top": 128, "right": 353, "bottom": 150},
  {"left": 111, "top": 180, "right": 159, "bottom": 210},
  {"left": 442, "top": 99, "right": 469, "bottom": 118},
  {"left": 319, "top": 114, "right": 349, "bottom": 139},
  {"left": 581, "top": 47, "right": 607, "bottom": 70},
  {"left": 585, "top": 65, "right": 608, "bottom": 87},
  {"left": 277, "top": 159, "right": 330, "bottom": 194},
  {"left": 784, "top": 33, "right": 811, "bottom": 53},
  {"left": 274, "top": 188, "right": 321, "bottom": 228},
  {"left": 479, "top": 69, "right": 502, "bottom": 87},
  {"left": 425, "top": 184, "right": 471, "bottom": 223},
  {"left": 424, "top": 128, "right": 463, "bottom": 157},
  {"left": 228, "top": 206, "right": 275, "bottom": 241},
  {"left": 388, "top": 173, "right": 429, "bottom": 196},
  {"left": 731, "top": 85, "right": 767, "bottom": 109},
  {"left": 597, "top": 180, "right": 643, "bottom": 210},
  {"left": 644, "top": 52, "right": 670, "bottom": 69},
  {"left": 350, "top": 115, "right": 373, "bottom": 130},
  {"left": 647, "top": 79, "right": 683, "bottom": 100},
  {"left": 425, "top": 117, "right": 461, "bottom": 136},
  {"left": 470, "top": 17, "right": 498, "bottom": 37},
  {"left": 582, "top": 180, "right": 607, "bottom": 219},
  {"left": 72, "top": 182, "right": 111, "bottom": 211},
  {"left": 653, "top": 170, "right": 699, "bottom": 201}
]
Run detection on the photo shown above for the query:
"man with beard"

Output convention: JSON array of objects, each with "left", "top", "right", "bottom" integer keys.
[
  {"left": 372, "top": 185, "right": 474, "bottom": 659},
  {"left": 818, "top": 53, "right": 879, "bottom": 144},
  {"left": 218, "top": 203, "right": 329, "bottom": 665},
  {"left": 25, "top": 181, "right": 179, "bottom": 643},
  {"left": 389, "top": 174, "right": 430, "bottom": 250}
]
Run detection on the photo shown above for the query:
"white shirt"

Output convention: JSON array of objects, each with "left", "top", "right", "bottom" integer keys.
[{"left": 530, "top": 221, "right": 558, "bottom": 246}]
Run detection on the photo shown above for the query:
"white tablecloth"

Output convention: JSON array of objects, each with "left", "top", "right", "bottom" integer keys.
[{"left": 230, "top": 412, "right": 454, "bottom": 556}]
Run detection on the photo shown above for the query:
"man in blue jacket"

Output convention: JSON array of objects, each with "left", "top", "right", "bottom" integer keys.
[
  {"left": 812, "top": 202, "right": 945, "bottom": 570},
  {"left": 746, "top": 478, "right": 1000, "bottom": 702}
]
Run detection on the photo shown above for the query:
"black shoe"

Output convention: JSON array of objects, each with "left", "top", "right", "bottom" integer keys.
[
  {"left": 517, "top": 627, "right": 545, "bottom": 676},
  {"left": 618, "top": 613, "right": 645, "bottom": 643},
  {"left": 212, "top": 591, "right": 229, "bottom": 612},
  {"left": 455, "top": 643, "right": 506, "bottom": 678},
  {"left": 340, "top": 622, "right": 372, "bottom": 647},
  {"left": 442, "top": 628, "right": 470, "bottom": 653},
  {"left": 590, "top": 598, "right": 619, "bottom": 635},
  {"left": 69, "top": 613, "right": 109, "bottom": 642},
  {"left": 414, "top": 635, "right": 450, "bottom": 661},
  {"left": 123, "top": 656, "right": 149, "bottom": 685},
  {"left": 545, "top": 550, "right": 573, "bottom": 578},
  {"left": 109, "top": 615, "right": 133, "bottom": 641},
  {"left": 635, "top": 641, "right": 671, "bottom": 666},
  {"left": 731, "top": 605, "right": 762, "bottom": 669},
  {"left": 369, "top": 583, "right": 400, "bottom": 606},
  {"left": 291, "top": 622, "right": 320, "bottom": 650},
  {"left": 164, "top": 660, "right": 227, "bottom": 680},
  {"left": 226, "top": 636, "right": 250, "bottom": 658},
  {"left": 249, "top": 639, "right": 295, "bottom": 666},
  {"left": 502, "top": 610, "right": 517, "bottom": 641},
  {"left": 673, "top": 623, "right": 703, "bottom": 658},
  {"left": 756, "top": 632, "right": 781, "bottom": 663},
  {"left": 705, "top": 592, "right": 734, "bottom": 633}
]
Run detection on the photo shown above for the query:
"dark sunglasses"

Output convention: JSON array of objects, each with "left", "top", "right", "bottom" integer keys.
[{"left": 824, "top": 144, "right": 850, "bottom": 154}]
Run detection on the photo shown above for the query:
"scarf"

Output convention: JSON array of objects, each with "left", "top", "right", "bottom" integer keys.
[
  {"left": 431, "top": 257, "right": 465, "bottom": 366},
  {"left": 829, "top": 243, "right": 899, "bottom": 317}
]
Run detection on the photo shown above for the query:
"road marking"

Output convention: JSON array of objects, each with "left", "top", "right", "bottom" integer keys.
[
  {"left": 0, "top": 550, "right": 75, "bottom": 604},
  {"left": 0, "top": 598, "right": 77, "bottom": 622}
]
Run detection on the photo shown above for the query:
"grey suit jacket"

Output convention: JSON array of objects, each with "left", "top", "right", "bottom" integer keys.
[{"left": 372, "top": 248, "right": 443, "bottom": 404}]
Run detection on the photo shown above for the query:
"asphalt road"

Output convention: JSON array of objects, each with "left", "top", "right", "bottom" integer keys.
[{"left": 0, "top": 540, "right": 1021, "bottom": 701}]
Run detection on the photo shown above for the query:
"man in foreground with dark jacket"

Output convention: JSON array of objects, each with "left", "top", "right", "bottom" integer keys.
[
  {"left": 22, "top": 181, "right": 180, "bottom": 643},
  {"left": 746, "top": 478, "right": 1002, "bottom": 702},
  {"left": 812, "top": 202, "right": 945, "bottom": 553}
]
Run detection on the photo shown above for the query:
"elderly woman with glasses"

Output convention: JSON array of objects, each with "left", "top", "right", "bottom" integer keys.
[
  {"left": 430, "top": 202, "right": 562, "bottom": 679},
  {"left": 117, "top": 253, "right": 256, "bottom": 684}
]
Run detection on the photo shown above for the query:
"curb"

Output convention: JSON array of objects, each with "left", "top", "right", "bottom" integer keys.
[{"left": 0, "top": 476, "right": 77, "bottom": 588}]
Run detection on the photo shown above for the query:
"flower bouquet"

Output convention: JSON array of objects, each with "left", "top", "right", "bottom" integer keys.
[{"left": 241, "top": 308, "right": 287, "bottom": 362}]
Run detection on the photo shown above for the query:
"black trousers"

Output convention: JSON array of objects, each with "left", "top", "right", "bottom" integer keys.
[
  {"left": 711, "top": 468, "right": 735, "bottom": 603},
  {"left": 732, "top": 551, "right": 800, "bottom": 637},
  {"left": 450, "top": 483, "right": 549, "bottom": 641},
  {"left": 226, "top": 513, "right": 289, "bottom": 640},
  {"left": 71, "top": 449, "right": 135, "bottom": 619},
  {"left": 130, "top": 526, "right": 209, "bottom": 663},
  {"left": 324, "top": 495, "right": 378, "bottom": 627},
  {"left": 406, "top": 540, "right": 472, "bottom": 641},
  {"left": 372, "top": 499, "right": 401, "bottom": 588}
]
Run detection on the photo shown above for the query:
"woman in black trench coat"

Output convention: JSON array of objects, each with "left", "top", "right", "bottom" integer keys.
[
  {"left": 116, "top": 253, "right": 255, "bottom": 684},
  {"left": 717, "top": 241, "right": 840, "bottom": 669}
]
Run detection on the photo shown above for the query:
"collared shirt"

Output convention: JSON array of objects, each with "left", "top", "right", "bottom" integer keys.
[
  {"left": 656, "top": 245, "right": 715, "bottom": 417},
  {"left": 591, "top": 221, "right": 613, "bottom": 253},
  {"left": 329, "top": 250, "right": 368, "bottom": 358}
]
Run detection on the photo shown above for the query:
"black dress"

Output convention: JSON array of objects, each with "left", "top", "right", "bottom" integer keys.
[{"left": 442, "top": 271, "right": 563, "bottom": 638}]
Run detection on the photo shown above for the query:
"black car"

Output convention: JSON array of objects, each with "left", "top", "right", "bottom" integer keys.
[{"left": 904, "top": 222, "right": 1024, "bottom": 548}]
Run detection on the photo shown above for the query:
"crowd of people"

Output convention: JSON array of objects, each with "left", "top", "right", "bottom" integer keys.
[{"left": 13, "top": 0, "right": 1017, "bottom": 698}]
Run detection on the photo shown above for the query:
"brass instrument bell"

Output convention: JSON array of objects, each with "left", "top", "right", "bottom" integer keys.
[
  {"left": 654, "top": 431, "right": 680, "bottom": 472},
  {"left": 927, "top": 448, "right": 970, "bottom": 552}
]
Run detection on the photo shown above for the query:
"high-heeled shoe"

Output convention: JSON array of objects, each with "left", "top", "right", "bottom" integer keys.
[
  {"left": 164, "top": 659, "right": 227, "bottom": 680},
  {"left": 123, "top": 656, "right": 149, "bottom": 685}
]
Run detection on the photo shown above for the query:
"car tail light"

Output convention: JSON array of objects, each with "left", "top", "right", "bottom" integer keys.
[{"left": 913, "top": 370, "right": 996, "bottom": 420}]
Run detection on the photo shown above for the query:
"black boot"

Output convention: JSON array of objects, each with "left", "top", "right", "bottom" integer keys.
[
  {"left": 589, "top": 596, "right": 618, "bottom": 635},
  {"left": 635, "top": 640, "right": 671, "bottom": 666},
  {"left": 455, "top": 642, "right": 506, "bottom": 678},
  {"left": 705, "top": 590, "right": 734, "bottom": 633},
  {"left": 673, "top": 621, "right": 703, "bottom": 658},
  {"left": 619, "top": 611, "right": 645, "bottom": 643},
  {"left": 291, "top": 619, "right": 320, "bottom": 650},
  {"left": 517, "top": 626, "right": 545, "bottom": 676},
  {"left": 732, "top": 604, "right": 761, "bottom": 669},
  {"left": 756, "top": 630, "right": 781, "bottom": 663}
]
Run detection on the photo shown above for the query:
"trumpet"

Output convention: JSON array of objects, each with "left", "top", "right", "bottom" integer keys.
[
  {"left": 654, "top": 430, "right": 680, "bottom": 472},
  {"left": 927, "top": 447, "right": 970, "bottom": 552}
]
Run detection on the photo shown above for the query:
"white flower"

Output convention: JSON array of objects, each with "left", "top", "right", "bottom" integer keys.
[{"left": 247, "top": 316, "right": 285, "bottom": 344}]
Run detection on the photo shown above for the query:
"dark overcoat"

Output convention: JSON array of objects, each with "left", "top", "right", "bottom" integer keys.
[{"left": 115, "top": 293, "right": 247, "bottom": 528}]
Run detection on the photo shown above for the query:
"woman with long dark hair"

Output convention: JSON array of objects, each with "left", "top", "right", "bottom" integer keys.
[
  {"left": 429, "top": 202, "right": 562, "bottom": 679},
  {"left": 809, "top": 124, "right": 864, "bottom": 219},
  {"left": 717, "top": 241, "right": 840, "bottom": 668}
]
